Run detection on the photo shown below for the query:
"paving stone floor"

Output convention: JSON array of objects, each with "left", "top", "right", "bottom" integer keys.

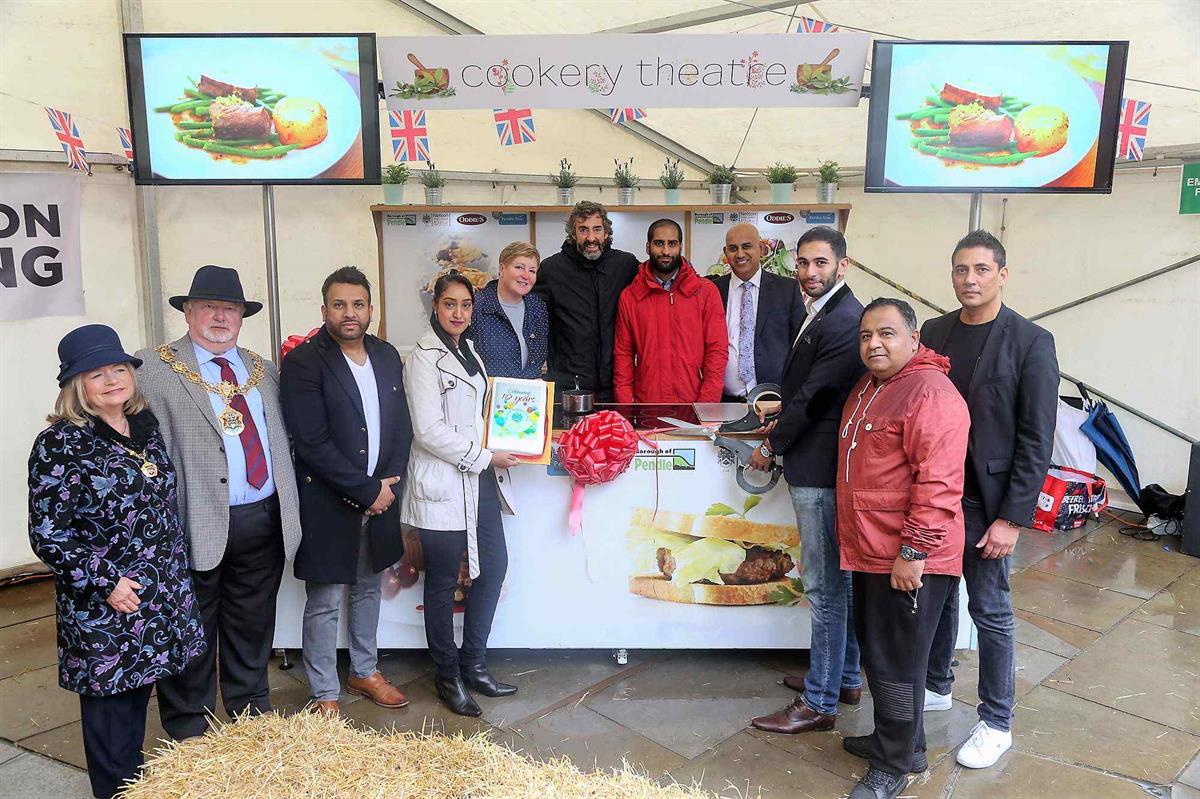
[{"left": 2, "top": 511, "right": 1198, "bottom": 798}]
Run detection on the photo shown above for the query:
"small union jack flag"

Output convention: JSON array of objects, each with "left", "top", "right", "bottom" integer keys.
[
  {"left": 609, "top": 108, "right": 647, "bottom": 125},
  {"left": 45, "top": 107, "right": 90, "bottom": 173},
  {"left": 117, "top": 127, "right": 134, "bottom": 162},
  {"left": 1116, "top": 98, "right": 1151, "bottom": 161},
  {"left": 797, "top": 16, "right": 839, "bottom": 33},
  {"left": 493, "top": 108, "right": 536, "bottom": 146},
  {"left": 389, "top": 109, "right": 430, "bottom": 162}
]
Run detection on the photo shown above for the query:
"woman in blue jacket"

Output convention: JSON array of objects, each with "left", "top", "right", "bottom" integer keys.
[{"left": 467, "top": 242, "right": 549, "bottom": 379}]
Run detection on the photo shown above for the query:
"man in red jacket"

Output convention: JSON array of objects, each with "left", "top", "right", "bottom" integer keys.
[
  {"left": 837, "top": 298, "right": 969, "bottom": 799},
  {"left": 613, "top": 219, "right": 728, "bottom": 403}
]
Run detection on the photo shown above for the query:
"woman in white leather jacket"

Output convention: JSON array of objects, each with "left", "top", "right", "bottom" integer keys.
[{"left": 401, "top": 270, "right": 521, "bottom": 717}]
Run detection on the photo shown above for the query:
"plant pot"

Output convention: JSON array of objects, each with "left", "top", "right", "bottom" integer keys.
[
  {"left": 769, "top": 183, "right": 794, "bottom": 204},
  {"left": 816, "top": 182, "right": 838, "bottom": 204},
  {"left": 383, "top": 183, "right": 406, "bottom": 204},
  {"left": 709, "top": 183, "right": 732, "bottom": 204},
  {"left": 424, "top": 186, "right": 444, "bottom": 205},
  {"left": 664, "top": 188, "right": 682, "bottom": 205},
  {"left": 556, "top": 187, "right": 574, "bottom": 206},
  {"left": 617, "top": 187, "right": 635, "bottom": 205}
]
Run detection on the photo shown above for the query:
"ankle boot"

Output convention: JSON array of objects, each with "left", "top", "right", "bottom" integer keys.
[
  {"left": 460, "top": 663, "right": 518, "bottom": 697},
  {"left": 435, "top": 675, "right": 482, "bottom": 717}
]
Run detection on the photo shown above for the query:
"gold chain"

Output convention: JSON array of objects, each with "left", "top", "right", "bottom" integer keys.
[{"left": 157, "top": 345, "right": 265, "bottom": 435}]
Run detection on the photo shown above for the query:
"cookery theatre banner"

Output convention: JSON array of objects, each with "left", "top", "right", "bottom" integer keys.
[
  {"left": 0, "top": 173, "right": 84, "bottom": 322},
  {"left": 379, "top": 34, "right": 869, "bottom": 109}
]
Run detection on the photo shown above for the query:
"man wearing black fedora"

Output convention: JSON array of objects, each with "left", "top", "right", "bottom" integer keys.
[{"left": 136, "top": 264, "right": 302, "bottom": 740}]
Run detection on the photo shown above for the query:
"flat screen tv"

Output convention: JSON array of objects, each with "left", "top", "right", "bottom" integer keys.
[
  {"left": 865, "top": 41, "right": 1129, "bottom": 193},
  {"left": 123, "top": 33, "right": 380, "bottom": 185}
]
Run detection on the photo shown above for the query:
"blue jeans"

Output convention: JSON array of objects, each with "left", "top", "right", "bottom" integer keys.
[
  {"left": 926, "top": 498, "right": 1016, "bottom": 731},
  {"left": 791, "top": 485, "right": 861, "bottom": 716}
]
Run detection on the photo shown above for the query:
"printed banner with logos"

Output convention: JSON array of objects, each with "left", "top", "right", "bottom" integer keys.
[
  {"left": 0, "top": 173, "right": 84, "bottom": 322},
  {"left": 690, "top": 207, "right": 837, "bottom": 278},
  {"left": 379, "top": 34, "right": 869, "bottom": 110}
]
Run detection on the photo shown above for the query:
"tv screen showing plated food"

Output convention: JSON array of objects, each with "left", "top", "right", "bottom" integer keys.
[
  {"left": 865, "top": 41, "right": 1129, "bottom": 193},
  {"left": 123, "top": 33, "right": 381, "bottom": 185}
]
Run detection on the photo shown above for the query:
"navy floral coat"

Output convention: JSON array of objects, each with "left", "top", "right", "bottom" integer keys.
[
  {"left": 27, "top": 411, "right": 205, "bottom": 696},
  {"left": 466, "top": 280, "right": 549, "bottom": 379}
]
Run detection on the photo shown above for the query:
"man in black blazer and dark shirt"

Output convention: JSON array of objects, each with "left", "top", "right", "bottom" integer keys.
[
  {"left": 710, "top": 223, "right": 806, "bottom": 401},
  {"left": 921, "top": 230, "right": 1058, "bottom": 771},
  {"left": 280, "top": 266, "right": 414, "bottom": 716},
  {"left": 750, "top": 227, "right": 866, "bottom": 735}
]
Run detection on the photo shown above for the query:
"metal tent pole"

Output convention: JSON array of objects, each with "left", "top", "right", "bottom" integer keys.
[
  {"left": 262, "top": 184, "right": 282, "bottom": 363},
  {"left": 968, "top": 192, "right": 983, "bottom": 232}
]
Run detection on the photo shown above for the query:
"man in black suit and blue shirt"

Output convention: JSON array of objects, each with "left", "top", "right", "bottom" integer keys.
[
  {"left": 920, "top": 230, "right": 1058, "bottom": 770},
  {"left": 280, "top": 266, "right": 414, "bottom": 716},
  {"left": 751, "top": 226, "right": 867, "bottom": 735},
  {"left": 710, "top": 223, "right": 805, "bottom": 402}
]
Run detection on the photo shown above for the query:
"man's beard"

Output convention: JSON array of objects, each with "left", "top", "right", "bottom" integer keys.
[
  {"left": 201, "top": 327, "right": 235, "bottom": 344},
  {"left": 574, "top": 236, "right": 608, "bottom": 261},
  {"left": 328, "top": 319, "right": 368, "bottom": 343},
  {"left": 651, "top": 254, "right": 681, "bottom": 277},
  {"left": 804, "top": 273, "right": 838, "bottom": 300}
]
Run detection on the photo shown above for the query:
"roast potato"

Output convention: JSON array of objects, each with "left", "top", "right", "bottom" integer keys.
[
  {"left": 1014, "top": 105, "right": 1069, "bottom": 156},
  {"left": 271, "top": 97, "right": 328, "bottom": 148}
]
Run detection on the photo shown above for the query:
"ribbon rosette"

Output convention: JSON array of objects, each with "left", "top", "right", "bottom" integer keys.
[
  {"left": 557, "top": 410, "right": 646, "bottom": 535},
  {"left": 281, "top": 327, "right": 321, "bottom": 360}
]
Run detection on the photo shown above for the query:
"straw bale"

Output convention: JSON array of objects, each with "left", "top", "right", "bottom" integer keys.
[{"left": 123, "top": 711, "right": 727, "bottom": 798}]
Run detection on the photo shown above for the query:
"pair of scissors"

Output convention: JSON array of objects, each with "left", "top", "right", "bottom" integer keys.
[{"left": 655, "top": 417, "right": 782, "bottom": 494}]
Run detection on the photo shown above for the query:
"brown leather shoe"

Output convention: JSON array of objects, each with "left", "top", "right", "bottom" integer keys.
[
  {"left": 750, "top": 699, "right": 835, "bottom": 734},
  {"left": 347, "top": 672, "right": 409, "bottom": 708},
  {"left": 780, "top": 675, "right": 862, "bottom": 706},
  {"left": 310, "top": 700, "right": 341, "bottom": 717}
]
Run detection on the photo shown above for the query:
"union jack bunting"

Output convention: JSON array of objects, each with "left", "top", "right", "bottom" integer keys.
[
  {"left": 609, "top": 107, "right": 647, "bottom": 125},
  {"left": 796, "top": 17, "right": 839, "bottom": 33},
  {"left": 1116, "top": 98, "right": 1151, "bottom": 161},
  {"left": 117, "top": 127, "right": 134, "bottom": 162},
  {"left": 389, "top": 109, "right": 430, "bottom": 162},
  {"left": 493, "top": 108, "right": 536, "bottom": 146},
  {"left": 45, "top": 107, "right": 90, "bottom": 173}
]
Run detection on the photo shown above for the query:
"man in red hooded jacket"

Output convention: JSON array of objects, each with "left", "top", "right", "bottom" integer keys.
[
  {"left": 836, "top": 298, "right": 969, "bottom": 799},
  {"left": 613, "top": 219, "right": 728, "bottom": 403}
]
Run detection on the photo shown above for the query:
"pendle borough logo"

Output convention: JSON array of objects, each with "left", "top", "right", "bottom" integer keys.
[
  {"left": 763, "top": 212, "right": 795, "bottom": 224},
  {"left": 456, "top": 213, "right": 487, "bottom": 226},
  {"left": 633, "top": 447, "right": 696, "bottom": 472}
]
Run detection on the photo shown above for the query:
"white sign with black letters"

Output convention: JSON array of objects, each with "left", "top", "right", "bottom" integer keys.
[{"left": 0, "top": 173, "right": 84, "bottom": 321}]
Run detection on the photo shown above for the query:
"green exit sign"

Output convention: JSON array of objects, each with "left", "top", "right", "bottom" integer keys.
[{"left": 1182, "top": 163, "right": 1200, "bottom": 215}]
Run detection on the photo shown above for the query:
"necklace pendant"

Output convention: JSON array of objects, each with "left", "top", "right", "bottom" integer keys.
[
  {"left": 219, "top": 406, "right": 245, "bottom": 435},
  {"left": 140, "top": 460, "right": 159, "bottom": 479}
]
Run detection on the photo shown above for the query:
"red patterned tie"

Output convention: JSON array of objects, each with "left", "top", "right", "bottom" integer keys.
[{"left": 212, "top": 357, "right": 268, "bottom": 489}]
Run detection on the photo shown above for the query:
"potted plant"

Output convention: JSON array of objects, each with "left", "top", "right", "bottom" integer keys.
[
  {"left": 659, "top": 158, "right": 685, "bottom": 205},
  {"left": 613, "top": 157, "right": 640, "bottom": 205},
  {"left": 382, "top": 163, "right": 409, "bottom": 205},
  {"left": 706, "top": 164, "right": 736, "bottom": 204},
  {"left": 816, "top": 160, "right": 840, "bottom": 203},
  {"left": 420, "top": 162, "right": 446, "bottom": 205},
  {"left": 765, "top": 162, "right": 799, "bottom": 204},
  {"left": 551, "top": 158, "right": 578, "bottom": 205}
]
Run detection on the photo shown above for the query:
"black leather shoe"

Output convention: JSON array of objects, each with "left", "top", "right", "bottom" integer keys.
[
  {"left": 842, "top": 734, "right": 928, "bottom": 773},
  {"left": 460, "top": 663, "right": 517, "bottom": 698},
  {"left": 849, "top": 767, "right": 909, "bottom": 799},
  {"left": 435, "top": 675, "right": 482, "bottom": 717}
]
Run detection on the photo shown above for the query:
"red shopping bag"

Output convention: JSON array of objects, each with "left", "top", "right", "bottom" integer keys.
[{"left": 1033, "top": 465, "right": 1108, "bottom": 533}]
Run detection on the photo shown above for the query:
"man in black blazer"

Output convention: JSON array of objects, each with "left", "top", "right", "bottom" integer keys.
[
  {"left": 280, "top": 266, "right": 414, "bottom": 716},
  {"left": 921, "top": 230, "right": 1058, "bottom": 770},
  {"left": 710, "top": 223, "right": 805, "bottom": 401},
  {"left": 750, "top": 227, "right": 866, "bottom": 735}
]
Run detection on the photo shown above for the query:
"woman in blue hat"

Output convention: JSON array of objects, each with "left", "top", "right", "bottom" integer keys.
[{"left": 27, "top": 324, "right": 205, "bottom": 799}]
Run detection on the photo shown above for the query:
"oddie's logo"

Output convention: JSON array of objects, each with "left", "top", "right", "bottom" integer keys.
[
  {"left": 633, "top": 448, "right": 696, "bottom": 472},
  {"left": 764, "top": 212, "right": 795, "bottom": 224},
  {"left": 456, "top": 213, "right": 487, "bottom": 226}
]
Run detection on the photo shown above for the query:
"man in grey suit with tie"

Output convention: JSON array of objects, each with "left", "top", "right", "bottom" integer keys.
[{"left": 136, "top": 264, "right": 302, "bottom": 740}]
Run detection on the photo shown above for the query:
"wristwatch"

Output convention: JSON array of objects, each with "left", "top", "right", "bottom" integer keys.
[
  {"left": 758, "top": 442, "right": 772, "bottom": 459},
  {"left": 899, "top": 545, "right": 928, "bottom": 562}
]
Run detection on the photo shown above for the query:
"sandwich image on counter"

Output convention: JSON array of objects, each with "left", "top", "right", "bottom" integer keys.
[{"left": 626, "top": 507, "right": 800, "bottom": 605}]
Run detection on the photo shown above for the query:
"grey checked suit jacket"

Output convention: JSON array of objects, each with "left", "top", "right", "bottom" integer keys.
[{"left": 135, "top": 335, "right": 302, "bottom": 571}]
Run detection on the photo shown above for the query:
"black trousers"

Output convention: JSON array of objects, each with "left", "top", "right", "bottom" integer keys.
[
  {"left": 852, "top": 570, "right": 957, "bottom": 776},
  {"left": 157, "top": 495, "right": 285, "bottom": 740},
  {"left": 419, "top": 469, "right": 507, "bottom": 679},
  {"left": 79, "top": 683, "right": 152, "bottom": 799}
]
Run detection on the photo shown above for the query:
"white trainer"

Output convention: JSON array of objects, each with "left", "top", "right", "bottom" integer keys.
[
  {"left": 956, "top": 720, "right": 1012, "bottom": 768},
  {"left": 923, "top": 689, "right": 952, "bottom": 712}
]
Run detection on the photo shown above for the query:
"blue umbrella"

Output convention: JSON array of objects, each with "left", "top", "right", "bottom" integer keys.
[{"left": 1077, "top": 385, "right": 1141, "bottom": 508}]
